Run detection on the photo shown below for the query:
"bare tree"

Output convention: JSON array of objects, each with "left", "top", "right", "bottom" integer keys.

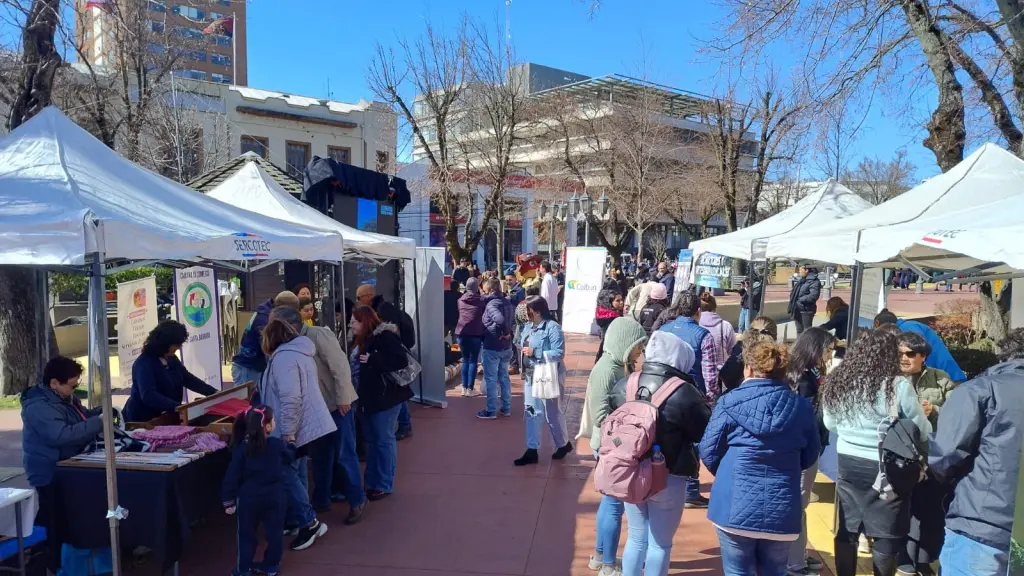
[
  {"left": 699, "top": 93, "right": 755, "bottom": 233},
  {"left": 664, "top": 161, "right": 725, "bottom": 239},
  {"left": 814, "top": 102, "right": 863, "bottom": 179},
  {"left": 844, "top": 150, "right": 917, "bottom": 205},
  {"left": 646, "top": 229, "right": 668, "bottom": 262},
  {"left": 142, "top": 81, "right": 232, "bottom": 183}
]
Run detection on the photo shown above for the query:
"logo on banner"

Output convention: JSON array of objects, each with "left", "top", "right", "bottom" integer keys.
[
  {"left": 567, "top": 280, "right": 598, "bottom": 291},
  {"left": 922, "top": 229, "right": 963, "bottom": 245},
  {"left": 232, "top": 232, "right": 271, "bottom": 258},
  {"left": 132, "top": 288, "right": 146, "bottom": 308},
  {"left": 182, "top": 282, "right": 214, "bottom": 328}
]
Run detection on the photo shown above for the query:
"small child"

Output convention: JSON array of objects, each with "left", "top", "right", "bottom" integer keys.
[{"left": 222, "top": 405, "right": 295, "bottom": 576}]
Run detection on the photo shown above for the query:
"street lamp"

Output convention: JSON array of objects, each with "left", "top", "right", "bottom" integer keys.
[
  {"left": 579, "top": 192, "right": 592, "bottom": 246},
  {"left": 596, "top": 190, "right": 610, "bottom": 218}
]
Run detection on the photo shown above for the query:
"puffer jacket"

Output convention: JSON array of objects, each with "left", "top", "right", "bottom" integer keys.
[
  {"left": 609, "top": 332, "right": 711, "bottom": 476},
  {"left": 788, "top": 272, "right": 820, "bottom": 315},
  {"left": 233, "top": 298, "right": 274, "bottom": 371},
  {"left": 637, "top": 300, "right": 667, "bottom": 336},
  {"left": 929, "top": 359, "right": 1024, "bottom": 552},
  {"left": 456, "top": 291, "right": 486, "bottom": 337},
  {"left": 258, "top": 335, "right": 336, "bottom": 448},
  {"left": 700, "top": 378, "right": 819, "bottom": 536},
  {"left": 21, "top": 384, "right": 103, "bottom": 487},
  {"left": 357, "top": 323, "right": 414, "bottom": 414},
  {"left": 587, "top": 318, "right": 648, "bottom": 451},
  {"left": 482, "top": 292, "right": 514, "bottom": 351}
]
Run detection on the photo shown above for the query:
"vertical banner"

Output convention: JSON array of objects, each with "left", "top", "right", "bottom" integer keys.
[
  {"left": 404, "top": 247, "right": 447, "bottom": 407},
  {"left": 675, "top": 249, "right": 693, "bottom": 295},
  {"left": 116, "top": 276, "right": 158, "bottom": 383},
  {"left": 562, "top": 247, "right": 607, "bottom": 334},
  {"left": 857, "top": 268, "right": 888, "bottom": 328},
  {"left": 174, "top": 266, "right": 222, "bottom": 394},
  {"left": 694, "top": 252, "right": 734, "bottom": 289}
]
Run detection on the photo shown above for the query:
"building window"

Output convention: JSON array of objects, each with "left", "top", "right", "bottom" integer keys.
[
  {"left": 208, "top": 11, "right": 225, "bottom": 20},
  {"left": 210, "top": 34, "right": 231, "bottom": 47},
  {"left": 327, "top": 146, "right": 351, "bottom": 165},
  {"left": 187, "top": 49, "right": 206, "bottom": 62},
  {"left": 149, "top": 20, "right": 164, "bottom": 33},
  {"left": 173, "top": 5, "right": 204, "bottom": 20},
  {"left": 286, "top": 141, "right": 311, "bottom": 177},
  {"left": 172, "top": 69, "right": 206, "bottom": 80},
  {"left": 211, "top": 73, "right": 232, "bottom": 84},
  {"left": 375, "top": 150, "right": 389, "bottom": 172},
  {"left": 148, "top": 0, "right": 166, "bottom": 13},
  {"left": 241, "top": 136, "right": 269, "bottom": 158},
  {"left": 217, "top": 0, "right": 231, "bottom": 5},
  {"left": 147, "top": 41, "right": 166, "bottom": 54},
  {"left": 211, "top": 53, "right": 231, "bottom": 67},
  {"left": 173, "top": 26, "right": 205, "bottom": 40}
]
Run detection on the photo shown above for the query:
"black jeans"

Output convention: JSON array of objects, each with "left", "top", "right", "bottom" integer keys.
[{"left": 793, "top": 311, "right": 815, "bottom": 334}]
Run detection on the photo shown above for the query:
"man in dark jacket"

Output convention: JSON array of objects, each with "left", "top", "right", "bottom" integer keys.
[
  {"left": 787, "top": 266, "right": 820, "bottom": 335},
  {"left": 928, "top": 328, "right": 1024, "bottom": 576},
  {"left": 451, "top": 257, "right": 471, "bottom": 286},
  {"left": 656, "top": 261, "right": 675, "bottom": 303},
  {"left": 232, "top": 297, "right": 275, "bottom": 386},
  {"left": 477, "top": 278, "right": 514, "bottom": 419},
  {"left": 505, "top": 273, "right": 525, "bottom": 305}
]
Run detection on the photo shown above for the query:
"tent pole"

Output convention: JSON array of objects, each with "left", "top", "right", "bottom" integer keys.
[
  {"left": 338, "top": 258, "right": 348, "bottom": 354},
  {"left": 412, "top": 253, "right": 424, "bottom": 404},
  {"left": 88, "top": 251, "right": 122, "bottom": 576},
  {"left": 848, "top": 263, "right": 864, "bottom": 345}
]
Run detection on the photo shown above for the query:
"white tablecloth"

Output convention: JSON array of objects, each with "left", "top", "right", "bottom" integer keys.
[{"left": 0, "top": 488, "right": 36, "bottom": 538}]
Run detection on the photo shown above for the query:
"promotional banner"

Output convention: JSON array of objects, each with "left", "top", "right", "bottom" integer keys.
[
  {"left": 116, "top": 276, "right": 158, "bottom": 382},
  {"left": 694, "top": 252, "right": 734, "bottom": 289},
  {"left": 174, "top": 266, "right": 222, "bottom": 395},
  {"left": 675, "top": 249, "right": 693, "bottom": 295},
  {"left": 562, "top": 247, "right": 607, "bottom": 334},
  {"left": 857, "top": 268, "right": 888, "bottom": 329}
]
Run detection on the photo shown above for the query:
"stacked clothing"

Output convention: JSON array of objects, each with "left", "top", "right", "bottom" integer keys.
[{"left": 130, "top": 426, "right": 227, "bottom": 453}]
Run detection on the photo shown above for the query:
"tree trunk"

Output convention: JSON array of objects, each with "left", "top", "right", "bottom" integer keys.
[
  {"left": 978, "top": 281, "right": 1010, "bottom": 343},
  {"left": 635, "top": 228, "right": 645, "bottom": 262}
]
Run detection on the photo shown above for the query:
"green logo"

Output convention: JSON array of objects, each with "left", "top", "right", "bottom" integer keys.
[{"left": 182, "top": 282, "right": 213, "bottom": 328}]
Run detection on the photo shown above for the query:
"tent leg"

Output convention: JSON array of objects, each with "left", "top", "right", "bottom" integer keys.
[
  {"left": 411, "top": 256, "right": 425, "bottom": 405},
  {"left": 88, "top": 253, "right": 122, "bottom": 576},
  {"left": 848, "top": 263, "right": 864, "bottom": 345},
  {"left": 338, "top": 261, "right": 348, "bottom": 354}
]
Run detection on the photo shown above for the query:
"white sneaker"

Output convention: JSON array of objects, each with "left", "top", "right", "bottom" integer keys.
[
  {"left": 597, "top": 566, "right": 621, "bottom": 576},
  {"left": 858, "top": 534, "right": 872, "bottom": 555},
  {"left": 460, "top": 388, "right": 467, "bottom": 397},
  {"left": 588, "top": 555, "right": 601, "bottom": 571},
  {"left": 466, "top": 388, "right": 482, "bottom": 397}
]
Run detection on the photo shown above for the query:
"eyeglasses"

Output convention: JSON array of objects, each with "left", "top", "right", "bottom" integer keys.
[{"left": 899, "top": 350, "right": 922, "bottom": 358}]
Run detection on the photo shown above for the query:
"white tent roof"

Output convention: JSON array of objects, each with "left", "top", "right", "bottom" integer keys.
[
  {"left": 205, "top": 160, "right": 415, "bottom": 262},
  {"left": 0, "top": 107, "right": 344, "bottom": 266},
  {"left": 765, "top": 144, "right": 1024, "bottom": 265},
  {"left": 688, "top": 180, "right": 871, "bottom": 261}
]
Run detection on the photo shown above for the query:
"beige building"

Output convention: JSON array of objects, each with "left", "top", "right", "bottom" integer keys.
[{"left": 77, "top": 0, "right": 249, "bottom": 86}]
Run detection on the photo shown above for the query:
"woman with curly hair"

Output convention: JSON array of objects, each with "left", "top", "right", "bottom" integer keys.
[{"left": 822, "top": 329, "right": 931, "bottom": 576}]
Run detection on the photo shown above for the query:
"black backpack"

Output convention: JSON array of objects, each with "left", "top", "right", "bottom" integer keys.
[{"left": 876, "top": 400, "right": 926, "bottom": 499}]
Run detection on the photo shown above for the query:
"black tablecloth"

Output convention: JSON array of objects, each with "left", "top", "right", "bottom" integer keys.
[{"left": 52, "top": 449, "right": 230, "bottom": 570}]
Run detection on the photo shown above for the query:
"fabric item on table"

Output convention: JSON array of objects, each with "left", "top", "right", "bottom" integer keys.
[
  {"left": 206, "top": 398, "right": 251, "bottom": 418},
  {"left": 130, "top": 427, "right": 227, "bottom": 453}
]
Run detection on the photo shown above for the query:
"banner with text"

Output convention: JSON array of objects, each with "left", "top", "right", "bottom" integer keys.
[
  {"left": 675, "top": 249, "right": 694, "bottom": 296},
  {"left": 562, "top": 247, "right": 608, "bottom": 334},
  {"left": 116, "top": 276, "right": 158, "bottom": 382},
  {"left": 695, "top": 252, "right": 734, "bottom": 289},
  {"left": 174, "top": 266, "right": 222, "bottom": 396}
]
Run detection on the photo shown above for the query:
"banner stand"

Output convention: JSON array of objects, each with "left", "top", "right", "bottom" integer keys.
[
  {"left": 404, "top": 248, "right": 447, "bottom": 408},
  {"left": 562, "top": 247, "right": 607, "bottom": 335}
]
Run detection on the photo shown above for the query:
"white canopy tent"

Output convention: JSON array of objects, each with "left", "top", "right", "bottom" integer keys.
[
  {"left": 765, "top": 143, "right": 1024, "bottom": 266},
  {"left": 0, "top": 108, "right": 344, "bottom": 266},
  {"left": 0, "top": 107, "right": 347, "bottom": 576},
  {"left": 204, "top": 159, "right": 416, "bottom": 263},
  {"left": 688, "top": 180, "right": 872, "bottom": 262}
]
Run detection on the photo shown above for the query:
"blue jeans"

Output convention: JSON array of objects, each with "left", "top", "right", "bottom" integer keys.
[
  {"left": 362, "top": 404, "right": 400, "bottom": 493},
  {"left": 686, "top": 461, "right": 703, "bottom": 501},
  {"left": 482, "top": 347, "right": 513, "bottom": 414},
  {"left": 596, "top": 494, "right": 625, "bottom": 566},
  {"left": 939, "top": 529, "right": 1007, "bottom": 576},
  {"left": 717, "top": 529, "right": 791, "bottom": 576},
  {"left": 311, "top": 410, "right": 365, "bottom": 509},
  {"left": 622, "top": 474, "right": 686, "bottom": 576},
  {"left": 738, "top": 307, "right": 750, "bottom": 332},
  {"left": 523, "top": 368, "right": 567, "bottom": 450},
  {"left": 230, "top": 363, "right": 263, "bottom": 388},
  {"left": 458, "top": 335, "right": 482, "bottom": 390},
  {"left": 397, "top": 402, "right": 411, "bottom": 431},
  {"left": 283, "top": 457, "right": 315, "bottom": 528}
]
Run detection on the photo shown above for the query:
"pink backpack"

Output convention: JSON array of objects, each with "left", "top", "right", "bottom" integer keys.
[{"left": 594, "top": 372, "right": 683, "bottom": 504}]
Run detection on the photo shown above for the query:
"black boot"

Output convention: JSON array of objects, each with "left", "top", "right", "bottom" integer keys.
[
  {"left": 514, "top": 449, "right": 539, "bottom": 466},
  {"left": 552, "top": 442, "right": 573, "bottom": 460}
]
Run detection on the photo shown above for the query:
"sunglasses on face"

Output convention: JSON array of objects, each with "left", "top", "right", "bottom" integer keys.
[{"left": 900, "top": 350, "right": 923, "bottom": 358}]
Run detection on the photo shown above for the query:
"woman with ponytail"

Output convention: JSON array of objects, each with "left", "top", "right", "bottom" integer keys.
[{"left": 222, "top": 405, "right": 294, "bottom": 576}]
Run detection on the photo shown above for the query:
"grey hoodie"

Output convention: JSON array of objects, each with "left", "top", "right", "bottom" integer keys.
[{"left": 259, "top": 335, "right": 336, "bottom": 448}]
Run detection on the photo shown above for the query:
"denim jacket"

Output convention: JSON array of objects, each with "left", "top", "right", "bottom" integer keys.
[{"left": 519, "top": 319, "right": 565, "bottom": 368}]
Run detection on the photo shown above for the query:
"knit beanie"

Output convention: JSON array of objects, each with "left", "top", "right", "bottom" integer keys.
[
  {"left": 465, "top": 277, "right": 480, "bottom": 294},
  {"left": 603, "top": 317, "right": 649, "bottom": 365}
]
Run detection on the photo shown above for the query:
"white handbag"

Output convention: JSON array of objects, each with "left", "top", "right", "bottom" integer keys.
[{"left": 531, "top": 360, "right": 561, "bottom": 400}]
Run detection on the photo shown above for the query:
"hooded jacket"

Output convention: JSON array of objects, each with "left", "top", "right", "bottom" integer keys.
[
  {"left": 258, "top": 335, "right": 336, "bottom": 448},
  {"left": 21, "top": 384, "right": 103, "bottom": 487},
  {"left": 788, "top": 272, "right": 821, "bottom": 315},
  {"left": 897, "top": 319, "right": 967, "bottom": 382},
  {"left": 609, "top": 332, "right": 711, "bottom": 476},
  {"left": 587, "top": 318, "right": 648, "bottom": 451},
  {"left": 456, "top": 291, "right": 486, "bottom": 337},
  {"left": 625, "top": 282, "right": 656, "bottom": 321},
  {"left": 233, "top": 298, "right": 274, "bottom": 371},
  {"left": 356, "top": 322, "right": 414, "bottom": 414},
  {"left": 700, "top": 378, "right": 820, "bottom": 536},
  {"left": 300, "top": 324, "right": 358, "bottom": 409},
  {"left": 373, "top": 295, "right": 416, "bottom": 349},
  {"left": 482, "top": 291, "right": 515, "bottom": 351},
  {"left": 929, "top": 359, "right": 1024, "bottom": 552},
  {"left": 699, "top": 311, "right": 736, "bottom": 369}
]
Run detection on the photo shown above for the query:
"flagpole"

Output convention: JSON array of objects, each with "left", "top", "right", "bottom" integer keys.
[{"left": 231, "top": 12, "right": 236, "bottom": 84}]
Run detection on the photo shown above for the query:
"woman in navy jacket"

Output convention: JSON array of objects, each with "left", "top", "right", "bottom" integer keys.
[
  {"left": 124, "top": 320, "right": 219, "bottom": 422},
  {"left": 699, "top": 340, "right": 820, "bottom": 576}
]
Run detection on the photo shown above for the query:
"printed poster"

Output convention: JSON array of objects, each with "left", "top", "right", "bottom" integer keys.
[
  {"left": 174, "top": 266, "right": 222, "bottom": 396},
  {"left": 116, "top": 276, "right": 158, "bottom": 382},
  {"left": 695, "top": 252, "right": 734, "bottom": 289},
  {"left": 675, "top": 249, "right": 693, "bottom": 295},
  {"left": 562, "top": 247, "right": 607, "bottom": 334}
]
